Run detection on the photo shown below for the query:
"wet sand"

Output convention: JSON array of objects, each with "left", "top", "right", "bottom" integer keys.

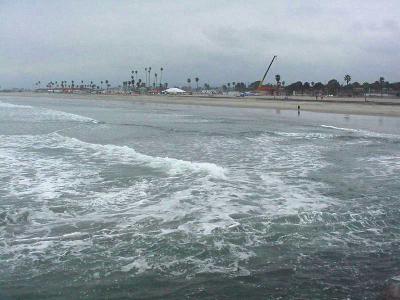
[{"left": 2, "top": 92, "right": 400, "bottom": 117}]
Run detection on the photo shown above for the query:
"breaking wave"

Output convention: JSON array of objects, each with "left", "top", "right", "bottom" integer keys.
[
  {"left": 0, "top": 133, "right": 228, "bottom": 179},
  {"left": 321, "top": 124, "right": 400, "bottom": 139},
  {"left": 0, "top": 100, "right": 33, "bottom": 109},
  {"left": 0, "top": 100, "right": 98, "bottom": 124}
]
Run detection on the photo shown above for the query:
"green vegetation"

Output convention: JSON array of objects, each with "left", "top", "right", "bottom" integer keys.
[{"left": 32, "top": 71, "right": 400, "bottom": 98}]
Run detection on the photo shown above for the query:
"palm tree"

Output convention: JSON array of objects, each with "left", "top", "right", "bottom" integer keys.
[
  {"left": 227, "top": 82, "right": 231, "bottom": 91},
  {"left": 105, "top": 80, "right": 109, "bottom": 92},
  {"left": 160, "top": 67, "right": 164, "bottom": 88},
  {"left": 148, "top": 67, "right": 152, "bottom": 88},
  {"left": 344, "top": 74, "right": 351, "bottom": 85},
  {"left": 154, "top": 73, "right": 158, "bottom": 88},
  {"left": 379, "top": 76, "right": 385, "bottom": 96},
  {"left": 274, "top": 75, "right": 281, "bottom": 96},
  {"left": 232, "top": 82, "right": 236, "bottom": 91},
  {"left": 101, "top": 81, "right": 103, "bottom": 89},
  {"left": 187, "top": 78, "right": 191, "bottom": 90},
  {"left": 195, "top": 77, "right": 199, "bottom": 90},
  {"left": 275, "top": 75, "right": 281, "bottom": 85},
  {"left": 145, "top": 68, "right": 148, "bottom": 87}
]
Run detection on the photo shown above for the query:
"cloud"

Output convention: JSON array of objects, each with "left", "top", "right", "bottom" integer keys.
[{"left": 0, "top": 0, "right": 399, "bottom": 88}]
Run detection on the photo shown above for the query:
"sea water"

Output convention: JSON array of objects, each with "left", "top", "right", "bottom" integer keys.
[{"left": 1, "top": 95, "right": 399, "bottom": 299}]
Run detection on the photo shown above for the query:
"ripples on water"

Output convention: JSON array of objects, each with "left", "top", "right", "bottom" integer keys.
[{"left": 0, "top": 98, "right": 399, "bottom": 299}]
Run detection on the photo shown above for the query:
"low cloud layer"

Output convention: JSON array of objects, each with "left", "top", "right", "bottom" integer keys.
[{"left": 1, "top": 0, "right": 399, "bottom": 88}]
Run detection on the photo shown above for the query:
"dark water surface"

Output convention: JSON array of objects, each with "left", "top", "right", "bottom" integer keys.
[{"left": 1, "top": 96, "right": 400, "bottom": 299}]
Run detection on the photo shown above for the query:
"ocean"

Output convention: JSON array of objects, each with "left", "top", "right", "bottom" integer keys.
[{"left": 1, "top": 95, "right": 400, "bottom": 299}]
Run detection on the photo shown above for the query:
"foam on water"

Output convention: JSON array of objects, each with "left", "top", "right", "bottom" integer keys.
[
  {"left": 321, "top": 124, "right": 400, "bottom": 139},
  {"left": 0, "top": 127, "right": 340, "bottom": 278},
  {"left": 121, "top": 257, "right": 150, "bottom": 273},
  {"left": 0, "top": 100, "right": 33, "bottom": 109},
  {"left": 0, "top": 100, "right": 98, "bottom": 123},
  {"left": 0, "top": 133, "right": 227, "bottom": 179},
  {"left": 0, "top": 209, "right": 31, "bottom": 226},
  {"left": 361, "top": 155, "right": 400, "bottom": 177},
  {"left": 1, "top": 100, "right": 399, "bottom": 298},
  {"left": 275, "top": 131, "right": 335, "bottom": 139}
]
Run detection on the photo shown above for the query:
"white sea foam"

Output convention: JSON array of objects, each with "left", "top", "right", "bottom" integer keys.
[
  {"left": 0, "top": 133, "right": 227, "bottom": 181},
  {"left": 0, "top": 100, "right": 98, "bottom": 123},
  {"left": 121, "top": 257, "right": 150, "bottom": 273},
  {"left": 45, "top": 109, "right": 99, "bottom": 123},
  {"left": 241, "top": 131, "right": 334, "bottom": 219},
  {"left": 321, "top": 124, "right": 400, "bottom": 139},
  {"left": 99, "top": 144, "right": 227, "bottom": 178},
  {"left": 276, "top": 131, "right": 335, "bottom": 139},
  {"left": 0, "top": 100, "right": 33, "bottom": 108},
  {"left": 361, "top": 155, "right": 400, "bottom": 177},
  {"left": 51, "top": 134, "right": 228, "bottom": 179},
  {"left": 3, "top": 113, "right": 395, "bottom": 282},
  {"left": 260, "top": 174, "right": 329, "bottom": 213}
]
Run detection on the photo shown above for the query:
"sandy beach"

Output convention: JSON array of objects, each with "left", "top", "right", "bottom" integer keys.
[{"left": 2, "top": 92, "right": 400, "bottom": 117}]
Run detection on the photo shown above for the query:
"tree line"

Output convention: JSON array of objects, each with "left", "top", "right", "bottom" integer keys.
[
  {"left": 224, "top": 75, "right": 400, "bottom": 97},
  {"left": 36, "top": 72, "right": 400, "bottom": 97}
]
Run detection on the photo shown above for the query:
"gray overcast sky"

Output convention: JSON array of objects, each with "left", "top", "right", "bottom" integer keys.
[{"left": 0, "top": 0, "right": 399, "bottom": 88}]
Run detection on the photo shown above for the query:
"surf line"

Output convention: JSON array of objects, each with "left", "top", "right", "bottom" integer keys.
[{"left": 48, "top": 122, "right": 102, "bottom": 135}]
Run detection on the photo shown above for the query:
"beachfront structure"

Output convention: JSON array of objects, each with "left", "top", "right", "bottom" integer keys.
[{"left": 163, "top": 88, "right": 186, "bottom": 95}]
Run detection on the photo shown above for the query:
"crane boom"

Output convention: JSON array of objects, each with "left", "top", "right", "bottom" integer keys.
[{"left": 258, "top": 55, "right": 277, "bottom": 89}]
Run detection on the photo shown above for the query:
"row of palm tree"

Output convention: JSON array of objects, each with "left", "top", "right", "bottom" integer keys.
[
  {"left": 225, "top": 81, "right": 253, "bottom": 92},
  {"left": 123, "top": 67, "right": 165, "bottom": 91},
  {"left": 185, "top": 77, "right": 202, "bottom": 91},
  {"left": 44, "top": 80, "right": 111, "bottom": 92},
  {"left": 37, "top": 69, "right": 392, "bottom": 97}
]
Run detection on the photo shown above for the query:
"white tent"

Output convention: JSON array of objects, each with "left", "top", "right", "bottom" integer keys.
[{"left": 163, "top": 88, "right": 186, "bottom": 94}]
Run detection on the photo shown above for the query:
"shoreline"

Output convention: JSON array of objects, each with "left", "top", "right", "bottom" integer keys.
[{"left": 2, "top": 92, "right": 400, "bottom": 117}]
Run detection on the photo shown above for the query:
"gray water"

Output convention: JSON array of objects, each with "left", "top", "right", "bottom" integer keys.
[{"left": 1, "top": 95, "right": 399, "bottom": 299}]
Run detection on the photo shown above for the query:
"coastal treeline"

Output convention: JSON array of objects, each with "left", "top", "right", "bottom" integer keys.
[
  {"left": 30, "top": 71, "right": 400, "bottom": 98},
  {"left": 222, "top": 75, "right": 400, "bottom": 97}
]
